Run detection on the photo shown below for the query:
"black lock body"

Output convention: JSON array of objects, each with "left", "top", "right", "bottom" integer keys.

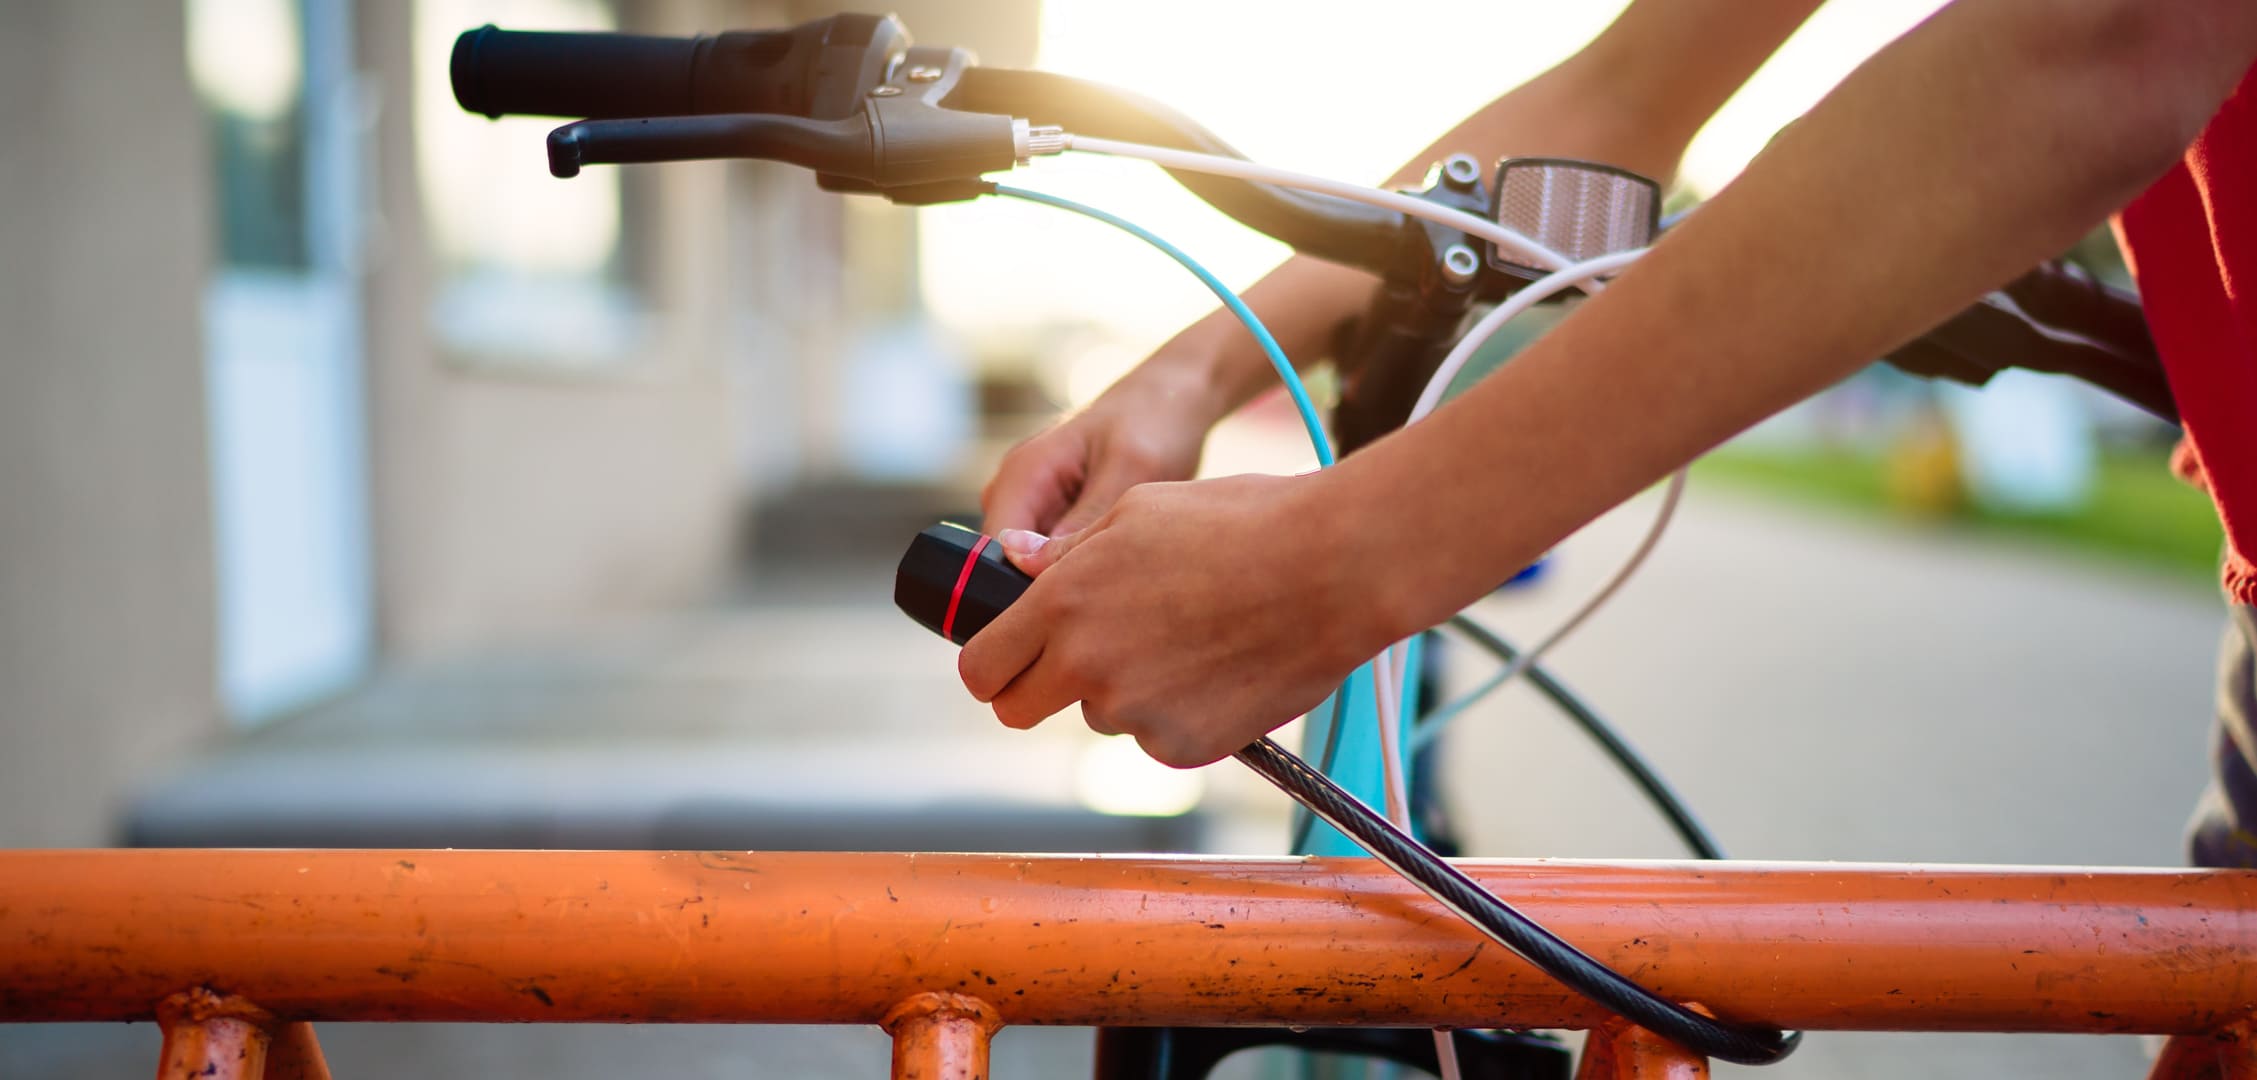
[{"left": 895, "top": 523, "right": 1033, "bottom": 645}]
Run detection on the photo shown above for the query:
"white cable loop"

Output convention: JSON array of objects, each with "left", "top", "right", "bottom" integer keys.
[{"left": 1390, "top": 248, "right": 1686, "bottom": 753}]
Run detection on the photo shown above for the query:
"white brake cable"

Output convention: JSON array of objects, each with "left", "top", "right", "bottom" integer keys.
[
  {"left": 1064, "top": 135, "right": 1574, "bottom": 273},
  {"left": 1387, "top": 250, "right": 1690, "bottom": 754},
  {"left": 1406, "top": 250, "right": 1645, "bottom": 422}
]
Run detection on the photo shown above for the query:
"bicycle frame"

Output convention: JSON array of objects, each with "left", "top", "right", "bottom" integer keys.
[
  {"left": 4, "top": 849, "right": 2254, "bottom": 1078},
  {"left": 1294, "top": 639, "right": 1424, "bottom": 856}
]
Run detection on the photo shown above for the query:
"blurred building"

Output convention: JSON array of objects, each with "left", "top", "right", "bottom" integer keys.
[{"left": 0, "top": 0, "right": 1036, "bottom": 848}]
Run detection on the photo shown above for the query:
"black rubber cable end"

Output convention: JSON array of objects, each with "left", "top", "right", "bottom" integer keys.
[{"left": 895, "top": 523, "right": 1034, "bottom": 645}]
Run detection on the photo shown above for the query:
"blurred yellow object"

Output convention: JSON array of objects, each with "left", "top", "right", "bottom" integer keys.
[{"left": 1886, "top": 405, "right": 1965, "bottom": 518}]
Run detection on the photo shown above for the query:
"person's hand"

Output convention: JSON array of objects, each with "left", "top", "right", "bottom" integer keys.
[
  {"left": 981, "top": 353, "right": 1234, "bottom": 539},
  {"left": 958, "top": 471, "right": 1393, "bottom": 768}
]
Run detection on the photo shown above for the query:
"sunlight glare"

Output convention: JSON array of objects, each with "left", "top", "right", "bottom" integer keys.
[
  {"left": 920, "top": 1, "right": 1949, "bottom": 368},
  {"left": 187, "top": 0, "right": 304, "bottom": 123},
  {"left": 1076, "top": 735, "right": 1206, "bottom": 818}
]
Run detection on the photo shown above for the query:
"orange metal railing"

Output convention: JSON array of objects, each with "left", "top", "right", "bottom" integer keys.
[{"left": 4, "top": 850, "right": 2255, "bottom": 1078}]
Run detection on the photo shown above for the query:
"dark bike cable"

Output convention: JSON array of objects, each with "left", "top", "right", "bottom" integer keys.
[
  {"left": 1286, "top": 688, "right": 1354, "bottom": 854},
  {"left": 1442, "top": 614, "right": 1726, "bottom": 861},
  {"left": 1237, "top": 737, "right": 1800, "bottom": 1065}
]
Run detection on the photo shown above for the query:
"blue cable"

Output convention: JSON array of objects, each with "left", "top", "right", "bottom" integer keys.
[
  {"left": 993, "top": 184, "right": 1409, "bottom": 851},
  {"left": 992, "top": 185, "right": 1334, "bottom": 467}
]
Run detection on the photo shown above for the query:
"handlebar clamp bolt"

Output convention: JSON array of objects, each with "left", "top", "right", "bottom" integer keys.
[
  {"left": 1441, "top": 153, "right": 1482, "bottom": 191},
  {"left": 905, "top": 66, "right": 943, "bottom": 83},
  {"left": 1441, "top": 244, "right": 1481, "bottom": 287},
  {"left": 870, "top": 85, "right": 904, "bottom": 97}
]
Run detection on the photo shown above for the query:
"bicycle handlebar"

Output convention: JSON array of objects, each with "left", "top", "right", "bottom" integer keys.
[
  {"left": 944, "top": 68, "right": 1405, "bottom": 270},
  {"left": 449, "top": 17, "right": 1410, "bottom": 272},
  {"left": 450, "top": 15, "right": 903, "bottom": 123},
  {"left": 450, "top": 15, "right": 2177, "bottom": 426}
]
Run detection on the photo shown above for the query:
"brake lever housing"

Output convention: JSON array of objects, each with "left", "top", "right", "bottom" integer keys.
[{"left": 544, "top": 27, "right": 1026, "bottom": 202}]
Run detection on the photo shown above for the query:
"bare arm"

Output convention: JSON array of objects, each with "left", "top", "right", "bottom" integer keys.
[{"left": 1338, "top": 0, "right": 2257, "bottom": 643}]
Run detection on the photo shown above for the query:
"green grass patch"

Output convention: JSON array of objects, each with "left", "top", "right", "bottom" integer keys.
[{"left": 1695, "top": 445, "right": 2225, "bottom": 583}]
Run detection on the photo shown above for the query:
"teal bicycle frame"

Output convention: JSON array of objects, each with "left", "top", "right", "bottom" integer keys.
[{"left": 1295, "top": 638, "right": 1427, "bottom": 856}]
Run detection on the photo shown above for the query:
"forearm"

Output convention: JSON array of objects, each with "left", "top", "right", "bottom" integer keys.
[
  {"left": 1124, "top": 257, "right": 1374, "bottom": 421},
  {"left": 1139, "top": 0, "right": 1826, "bottom": 424},
  {"left": 1335, "top": 0, "right": 2255, "bottom": 641}
]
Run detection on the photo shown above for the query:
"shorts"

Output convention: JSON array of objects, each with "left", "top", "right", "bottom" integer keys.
[{"left": 2189, "top": 604, "right": 2257, "bottom": 868}]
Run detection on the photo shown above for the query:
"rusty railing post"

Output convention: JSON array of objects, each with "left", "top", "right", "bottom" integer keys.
[
  {"left": 1575, "top": 1015, "right": 1710, "bottom": 1080},
  {"left": 155, "top": 988, "right": 273, "bottom": 1080},
  {"left": 2149, "top": 1020, "right": 2257, "bottom": 1080},
  {"left": 266, "top": 1021, "right": 335, "bottom": 1080},
  {"left": 883, "top": 992, "right": 1001, "bottom": 1080}
]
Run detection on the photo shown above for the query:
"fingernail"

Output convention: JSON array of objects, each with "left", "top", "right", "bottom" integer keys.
[{"left": 997, "top": 528, "right": 1049, "bottom": 557}]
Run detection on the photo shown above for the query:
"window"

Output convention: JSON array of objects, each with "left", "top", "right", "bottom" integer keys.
[
  {"left": 188, "top": 0, "right": 377, "bottom": 723},
  {"left": 413, "top": 0, "right": 645, "bottom": 365},
  {"left": 188, "top": 0, "right": 310, "bottom": 272}
]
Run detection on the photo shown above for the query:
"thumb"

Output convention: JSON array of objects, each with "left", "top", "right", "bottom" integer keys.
[
  {"left": 995, "top": 524, "right": 1098, "bottom": 577},
  {"left": 1049, "top": 456, "right": 1153, "bottom": 538},
  {"left": 980, "top": 442, "right": 1081, "bottom": 537}
]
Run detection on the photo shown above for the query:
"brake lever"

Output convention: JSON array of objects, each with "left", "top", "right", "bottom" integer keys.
[
  {"left": 548, "top": 113, "right": 857, "bottom": 177},
  {"left": 547, "top": 40, "right": 1045, "bottom": 202},
  {"left": 547, "top": 103, "right": 1031, "bottom": 190},
  {"left": 1885, "top": 258, "right": 2174, "bottom": 423}
]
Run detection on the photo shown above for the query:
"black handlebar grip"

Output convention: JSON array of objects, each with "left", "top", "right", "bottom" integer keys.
[
  {"left": 452, "top": 15, "right": 902, "bottom": 123},
  {"left": 452, "top": 26, "right": 709, "bottom": 120},
  {"left": 896, "top": 523, "right": 1033, "bottom": 646}
]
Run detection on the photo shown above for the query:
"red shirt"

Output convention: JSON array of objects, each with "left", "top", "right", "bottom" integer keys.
[{"left": 2116, "top": 62, "right": 2257, "bottom": 605}]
